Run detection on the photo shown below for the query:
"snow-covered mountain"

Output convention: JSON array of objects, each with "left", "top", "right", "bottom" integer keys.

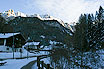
[
  {"left": 15, "top": 11, "right": 27, "bottom": 17},
  {"left": 0, "top": 9, "right": 26, "bottom": 21},
  {"left": 0, "top": 9, "right": 75, "bottom": 33}
]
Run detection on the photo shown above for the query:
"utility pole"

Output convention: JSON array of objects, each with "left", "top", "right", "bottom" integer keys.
[{"left": 12, "top": 26, "right": 15, "bottom": 59}]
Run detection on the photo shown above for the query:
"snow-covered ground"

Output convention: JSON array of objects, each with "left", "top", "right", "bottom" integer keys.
[
  {"left": 70, "top": 49, "right": 104, "bottom": 68},
  {"left": 31, "top": 49, "right": 104, "bottom": 69},
  {"left": 0, "top": 48, "right": 49, "bottom": 59},
  {"left": 0, "top": 51, "right": 34, "bottom": 59},
  {"left": 32, "top": 61, "right": 38, "bottom": 69},
  {"left": 0, "top": 57, "right": 37, "bottom": 69},
  {"left": 0, "top": 46, "right": 51, "bottom": 69}
]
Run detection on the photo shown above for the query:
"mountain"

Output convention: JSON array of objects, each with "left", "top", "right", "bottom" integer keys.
[
  {"left": 7, "top": 16, "right": 72, "bottom": 46},
  {"left": 0, "top": 9, "right": 73, "bottom": 46},
  {"left": 64, "top": 23, "right": 75, "bottom": 33},
  {"left": 0, "top": 9, "right": 26, "bottom": 21}
]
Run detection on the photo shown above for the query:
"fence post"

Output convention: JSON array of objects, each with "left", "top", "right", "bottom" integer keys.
[
  {"left": 20, "top": 48, "right": 22, "bottom": 58},
  {"left": 41, "top": 61, "right": 44, "bottom": 69},
  {"left": 37, "top": 56, "right": 40, "bottom": 69},
  {"left": 47, "top": 64, "right": 50, "bottom": 69}
]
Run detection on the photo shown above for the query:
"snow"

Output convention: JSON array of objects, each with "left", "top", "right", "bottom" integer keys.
[
  {"left": 0, "top": 33, "right": 20, "bottom": 38},
  {"left": 49, "top": 40, "right": 61, "bottom": 45},
  {"left": 40, "top": 57, "right": 50, "bottom": 64},
  {"left": 73, "top": 49, "right": 104, "bottom": 68},
  {"left": 42, "top": 45, "right": 52, "bottom": 50},
  {"left": 0, "top": 48, "right": 49, "bottom": 59},
  {"left": 70, "top": 33, "right": 73, "bottom": 36},
  {"left": 0, "top": 49, "right": 34, "bottom": 59},
  {"left": 24, "top": 42, "right": 40, "bottom": 46},
  {"left": 0, "top": 48, "right": 50, "bottom": 69},
  {"left": 32, "top": 62, "right": 38, "bottom": 69},
  {"left": 15, "top": 11, "right": 26, "bottom": 17},
  {"left": 0, "top": 57, "right": 37, "bottom": 69},
  {"left": 40, "top": 35, "right": 45, "bottom": 39}
]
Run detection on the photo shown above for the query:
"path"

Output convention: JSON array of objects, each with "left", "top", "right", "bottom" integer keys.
[
  {"left": 21, "top": 60, "right": 37, "bottom": 69},
  {"left": 21, "top": 55, "right": 50, "bottom": 69}
]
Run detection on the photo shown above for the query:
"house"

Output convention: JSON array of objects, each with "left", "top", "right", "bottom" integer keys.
[
  {"left": 0, "top": 33, "right": 25, "bottom": 52},
  {"left": 24, "top": 42, "right": 40, "bottom": 49},
  {"left": 23, "top": 38, "right": 40, "bottom": 50}
]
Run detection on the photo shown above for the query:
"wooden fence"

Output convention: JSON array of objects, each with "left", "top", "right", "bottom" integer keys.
[{"left": 37, "top": 56, "right": 53, "bottom": 69}]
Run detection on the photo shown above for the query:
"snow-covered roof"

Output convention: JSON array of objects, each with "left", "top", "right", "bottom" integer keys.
[
  {"left": 24, "top": 42, "right": 40, "bottom": 46},
  {"left": 0, "top": 33, "right": 20, "bottom": 38}
]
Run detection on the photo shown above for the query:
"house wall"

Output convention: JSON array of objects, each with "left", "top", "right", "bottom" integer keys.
[
  {"left": 0, "top": 33, "right": 25, "bottom": 52},
  {"left": 0, "top": 38, "right": 23, "bottom": 52},
  {"left": 6, "top": 34, "right": 25, "bottom": 48},
  {"left": 0, "top": 45, "right": 13, "bottom": 52},
  {"left": 0, "top": 39, "right": 12, "bottom": 52},
  {"left": 0, "top": 45, "right": 22, "bottom": 52}
]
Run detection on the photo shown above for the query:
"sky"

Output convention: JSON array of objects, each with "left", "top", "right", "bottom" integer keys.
[{"left": 0, "top": 0, "right": 104, "bottom": 23}]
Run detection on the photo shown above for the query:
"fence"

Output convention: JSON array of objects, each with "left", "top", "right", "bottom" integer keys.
[{"left": 37, "top": 56, "right": 53, "bottom": 69}]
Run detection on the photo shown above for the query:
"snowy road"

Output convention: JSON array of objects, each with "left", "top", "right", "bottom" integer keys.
[
  {"left": 21, "top": 60, "right": 37, "bottom": 69},
  {"left": 0, "top": 57, "right": 37, "bottom": 69}
]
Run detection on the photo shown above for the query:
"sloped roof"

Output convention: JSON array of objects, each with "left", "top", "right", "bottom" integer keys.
[
  {"left": 24, "top": 42, "right": 40, "bottom": 46},
  {"left": 0, "top": 33, "right": 20, "bottom": 38}
]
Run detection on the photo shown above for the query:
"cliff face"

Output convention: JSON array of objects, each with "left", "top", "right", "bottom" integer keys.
[{"left": 6, "top": 16, "right": 72, "bottom": 46}]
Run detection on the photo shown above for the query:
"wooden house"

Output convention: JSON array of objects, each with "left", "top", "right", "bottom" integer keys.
[{"left": 0, "top": 33, "right": 25, "bottom": 52}]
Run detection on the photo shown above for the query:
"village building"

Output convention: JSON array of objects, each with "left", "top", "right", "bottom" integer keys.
[
  {"left": 23, "top": 37, "right": 40, "bottom": 50},
  {"left": 0, "top": 33, "right": 25, "bottom": 52}
]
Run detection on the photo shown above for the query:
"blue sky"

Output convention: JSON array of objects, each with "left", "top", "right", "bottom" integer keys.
[{"left": 0, "top": 0, "right": 104, "bottom": 23}]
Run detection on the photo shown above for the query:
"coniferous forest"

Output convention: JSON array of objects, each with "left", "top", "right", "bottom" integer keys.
[{"left": 50, "top": 6, "right": 104, "bottom": 68}]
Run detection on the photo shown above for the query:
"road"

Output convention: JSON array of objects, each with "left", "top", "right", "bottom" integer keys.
[{"left": 21, "top": 60, "right": 37, "bottom": 69}]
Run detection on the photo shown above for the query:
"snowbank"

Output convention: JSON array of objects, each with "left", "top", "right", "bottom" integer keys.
[
  {"left": 0, "top": 49, "right": 34, "bottom": 59},
  {"left": 0, "top": 57, "right": 36, "bottom": 69}
]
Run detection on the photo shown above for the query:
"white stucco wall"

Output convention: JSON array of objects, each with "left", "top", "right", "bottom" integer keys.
[{"left": 0, "top": 45, "right": 13, "bottom": 52}]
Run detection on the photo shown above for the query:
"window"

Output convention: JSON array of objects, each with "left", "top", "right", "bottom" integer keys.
[{"left": 0, "top": 39, "right": 4, "bottom": 45}]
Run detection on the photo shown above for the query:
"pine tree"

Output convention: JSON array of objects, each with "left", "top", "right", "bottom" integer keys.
[
  {"left": 97, "top": 6, "right": 104, "bottom": 22},
  {"left": 87, "top": 14, "right": 94, "bottom": 48},
  {"left": 96, "top": 6, "right": 104, "bottom": 48},
  {"left": 73, "top": 14, "right": 88, "bottom": 51}
]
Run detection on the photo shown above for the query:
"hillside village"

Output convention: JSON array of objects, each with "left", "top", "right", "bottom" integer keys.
[
  {"left": 0, "top": 9, "right": 74, "bottom": 69},
  {"left": 0, "top": 6, "right": 104, "bottom": 69}
]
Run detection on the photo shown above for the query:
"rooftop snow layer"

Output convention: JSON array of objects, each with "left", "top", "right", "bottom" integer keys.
[
  {"left": 24, "top": 42, "right": 40, "bottom": 46},
  {"left": 0, "top": 33, "right": 20, "bottom": 38}
]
